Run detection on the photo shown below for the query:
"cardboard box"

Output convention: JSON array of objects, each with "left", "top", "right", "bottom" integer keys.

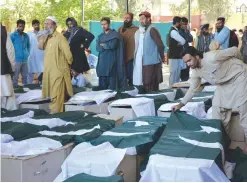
[
  {"left": 93, "top": 114, "right": 124, "bottom": 126},
  {"left": 157, "top": 110, "right": 171, "bottom": 118},
  {"left": 19, "top": 99, "right": 50, "bottom": 113},
  {"left": 116, "top": 154, "right": 146, "bottom": 182},
  {"left": 109, "top": 106, "right": 137, "bottom": 122},
  {"left": 1, "top": 143, "right": 74, "bottom": 182},
  {"left": 64, "top": 101, "right": 111, "bottom": 114},
  {"left": 229, "top": 112, "right": 245, "bottom": 142}
]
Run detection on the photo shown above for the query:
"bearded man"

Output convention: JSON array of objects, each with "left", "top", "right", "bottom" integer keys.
[
  {"left": 38, "top": 16, "right": 73, "bottom": 113},
  {"left": 118, "top": 13, "right": 138, "bottom": 86}
]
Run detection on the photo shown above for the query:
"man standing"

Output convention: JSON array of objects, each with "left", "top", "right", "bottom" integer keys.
[
  {"left": 118, "top": 12, "right": 138, "bottom": 86},
  {"left": 65, "top": 17, "right": 95, "bottom": 74},
  {"left": 96, "top": 17, "right": 125, "bottom": 90},
  {"left": 168, "top": 16, "right": 186, "bottom": 87},
  {"left": 27, "top": 20, "right": 44, "bottom": 84},
  {"left": 11, "top": 19, "right": 30, "bottom": 87},
  {"left": 195, "top": 24, "right": 213, "bottom": 53},
  {"left": 1, "top": 24, "right": 17, "bottom": 110},
  {"left": 38, "top": 16, "right": 73, "bottom": 113},
  {"left": 179, "top": 17, "right": 193, "bottom": 81},
  {"left": 172, "top": 42, "right": 247, "bottom": 153},
  {"left": 213, "top": 17, "right": 230, "bottom": 49},
  {"left": 133, "top": 11, "right": 164, "bottom": 92}
]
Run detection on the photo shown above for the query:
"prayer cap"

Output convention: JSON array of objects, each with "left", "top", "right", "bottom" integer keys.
[
  {"left": 46, "top": 16, "right": 57, "bottom": 24},
  {"left": 139, "top": 11, "right": 151, "bottom": 18}
]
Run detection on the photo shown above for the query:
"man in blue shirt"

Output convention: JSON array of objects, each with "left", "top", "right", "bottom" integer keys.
[
  {"left": 11, "top": 19, "right": 30, "bottom": 87},
  {"left": 213, "top": 17, "right": 230, "bottom": 49},
  {"left": 71, "top": 69, "right": 89, "bottom": 88},
  {"left": 85, "top": 49, "right": 98, "bottom": 69}
]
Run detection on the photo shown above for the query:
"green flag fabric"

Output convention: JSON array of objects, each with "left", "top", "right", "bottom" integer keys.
[
  {"left": 140, "top": 112, "right": 230, "bottom": 182},
  {"left": 90, "top": 116, "right": 167, "bottom": 155},
  {"left": 63, "top": 173, "right": 124, "bottom": 182},
  {"left": 226, "top": 147, "right": 247, "bottom": 182},
  {"left": 1, "top": 111, "right": 116, "bottom": 145}
]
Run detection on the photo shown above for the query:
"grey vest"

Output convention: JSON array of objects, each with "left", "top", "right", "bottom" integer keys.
[{"left": 134, "top": 25, "right": 161, "bottom": 66}]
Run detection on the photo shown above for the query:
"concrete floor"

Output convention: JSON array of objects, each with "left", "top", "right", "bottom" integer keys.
[{"left": 160, "top": 64, "right": 170, "bottom": 89}]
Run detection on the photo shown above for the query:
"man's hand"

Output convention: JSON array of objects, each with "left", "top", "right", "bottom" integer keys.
[{"left": 172, "top": 103, "right": 185, "bottom": 112}]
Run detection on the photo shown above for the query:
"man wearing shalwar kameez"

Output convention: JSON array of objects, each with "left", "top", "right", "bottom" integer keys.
[
  {"left": 133, "top": 11, "right": 164, "bottom": 92},
  {"left": 173, "top": 41, "right": 247, "bottom": 153},
  {"left": 96, "top": 17, "right": 125, "bottom": 90},
  {"left": 38, "top": 16, "right": 73, "bottom": 113},
  {"left": 1, "top": 24, "right": 17, "bottom": 110},
  {"left": 27, "top": 19, "right": 44, "bottom": 84}
]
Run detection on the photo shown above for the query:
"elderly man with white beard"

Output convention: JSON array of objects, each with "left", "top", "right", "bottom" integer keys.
[{"left": 38, "top": 16, "right": 73, "bottom": 113}]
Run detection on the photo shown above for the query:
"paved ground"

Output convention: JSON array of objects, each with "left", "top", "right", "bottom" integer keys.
[
  {"left": 86, "top": 64, "right": 170, "bottom": 89},
  {"left": 160, "top": 64, "right": 170, "bottom": 89}
]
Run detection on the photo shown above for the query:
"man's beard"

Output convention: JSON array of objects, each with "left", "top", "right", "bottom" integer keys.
[
  {"left": 44, "top": 28, "right": 55, "bottom": 35},
  {"left": 123, "top": 21, "right": 132, "bottom": 28},
  {"left": 17, "top": 29, "right": 24, "bottom": 33},
  {"left": 217, "top": 27, "right": 223, "bottom": 32},
  {"left": 202, "top": 32, "right": 209, "bottom": 36}
]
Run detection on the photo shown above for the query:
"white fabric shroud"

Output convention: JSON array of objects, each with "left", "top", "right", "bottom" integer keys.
[
  {"left": 140, "top": 154, "right": 229, "bottom": 182},
  {"left": 1, "top": 137, "right": 62, "bottom": 156},
  {"left": 68, "top": 90, "right": 117, "bottom": 105},
  {"left": 102, "top": 131, "right": 150, "bottom": 137},
  {"left": 109, "top": 97, "right": 155, "bottom": 117},
  {"left": 14, "top": 118, "right": 75, "bottom": 129},
  {"left": 158, "top": 102, "right": 207, "bottom": 119},
  {"left": 1, "top": 134, "right": 14, "bottom": 143},
  {"left": 123, "top": 87, "right": 139, "bottom": 96},
  {"left": 16, "top": 90, "right": 43, "bottom": 104},
  {"left": 0, "top": 111, "right": 34, "bottom": 122},
  {"left": 54, "top": 142, "right": 126, "bottom": 182},
  {"left": 136, "top": 90, "right": 176, "bottom": 102},
  {"left": 206, "top": 107, "right": 213, "bottom": 119}
]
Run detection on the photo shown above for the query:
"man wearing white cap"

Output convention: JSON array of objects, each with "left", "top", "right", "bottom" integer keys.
[{"left": 38, "top": 16, "right": 73, "bottom": 113}]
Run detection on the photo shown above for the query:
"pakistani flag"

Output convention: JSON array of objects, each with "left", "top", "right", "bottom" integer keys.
[
  {"left": 63, "top": 173, "right": 124, "bottom": 182},
  {"left": 90, "top": 116, "right": 168, "bottom": 155},
  {"left": 1, "top": 110, "right": 116, "bottom": 146},
  {"left": 140, "top": 112, "right": 231, "bottom": 182}
]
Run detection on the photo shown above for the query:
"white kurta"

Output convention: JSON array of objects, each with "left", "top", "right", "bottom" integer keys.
[
  {"left": 133, "top": 27, "right": 145, "bottom": 86},
  {"left": 27, "top": 30, "right": 44, "bottom": 73},
  {"left": 1, "top": 34, "right": 17, "bottom": 110}
]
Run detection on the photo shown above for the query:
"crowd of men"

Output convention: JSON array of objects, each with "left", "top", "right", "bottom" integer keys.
[{"left": 1, "top": 11, "right": 247, "bottom": 153}]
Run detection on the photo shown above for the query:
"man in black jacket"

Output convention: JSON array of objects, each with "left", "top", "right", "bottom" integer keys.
[
  {"left": 168, "top": 16, "right": 186, "bottom": 87},
  {"left": 179, "top": 17, "right": 193, "bottom": 81}
]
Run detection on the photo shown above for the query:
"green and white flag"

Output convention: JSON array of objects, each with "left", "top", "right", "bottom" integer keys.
[
  {"left": 1, "top": 110, "right": 116, "bottom": 155},
  {"left": 140, "top": 112, "right": 230, "bottom": 182},
  {"left": 91, "top": 116, "right": 168, "bottom": 155}
]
